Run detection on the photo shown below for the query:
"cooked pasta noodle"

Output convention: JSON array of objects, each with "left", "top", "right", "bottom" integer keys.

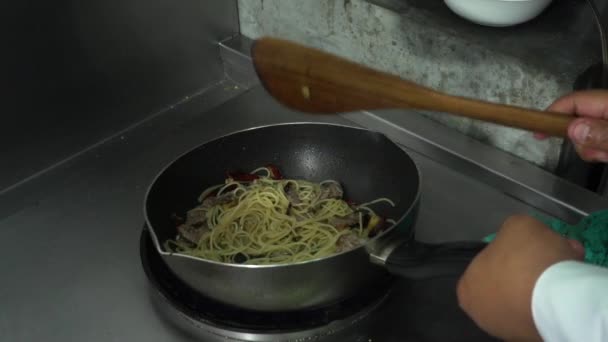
[{"left": 164, "top": 166, "right": 394, "bottom": 265}]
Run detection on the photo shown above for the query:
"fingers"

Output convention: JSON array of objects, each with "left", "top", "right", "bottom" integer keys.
[
  {"left": 569, "top": 118, "right": 608, "bottom": 161},
  {"left": 534, "top": 91, "right": 608, "bottom": 161},
  {"left": 575, "top": 145, "right": 608, "bottom": 162},
  {"left": 547, "top": 90, "right": 608, "bottom": 119}
]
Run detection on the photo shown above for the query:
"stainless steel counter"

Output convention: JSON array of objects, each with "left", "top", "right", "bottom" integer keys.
[{"left": 2, "top": 39, "right": 607, "bottom": 342}]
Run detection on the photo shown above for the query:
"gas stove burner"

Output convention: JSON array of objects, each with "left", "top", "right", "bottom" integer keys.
[{"left": 140, "top": 228, "right": 392, "bottom": 341}]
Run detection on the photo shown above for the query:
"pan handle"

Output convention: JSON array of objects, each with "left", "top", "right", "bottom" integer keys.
[{"left": 384, "top": 240, "right": 487, "bottom": 280}]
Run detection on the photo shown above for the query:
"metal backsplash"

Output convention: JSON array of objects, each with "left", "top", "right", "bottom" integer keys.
[{"left": 1, "top": 0, "right": 238, "bottom": 192}]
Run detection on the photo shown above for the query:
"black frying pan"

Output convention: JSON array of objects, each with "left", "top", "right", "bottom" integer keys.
[{"left": 145, "top": 123, "right": 486, "bottom": 312}]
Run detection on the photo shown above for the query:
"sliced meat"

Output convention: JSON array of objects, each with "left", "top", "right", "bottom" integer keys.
[
  {"left": 327, "top": 212, "right": 359, "bottom": 230},
  {"left": 177, "top": 222, "right": 209, "bottom": 244},
  {"left": 284, "top": 183, "right": 301, "bottom": 205},
  {"left": 201, "top": 192, "right": 236, "bottom": 209},
  {"left": 179, "top": 204, "right": 212, "bottom": 244},
  {"left": 336, "top": 233, "right": 365, "bottom": 253},
  {"left": 318, "top": 182, "right": 344, "bottom": 200},
  {"left": 186, "top": 207, "right": 207, "bottom": 223}
]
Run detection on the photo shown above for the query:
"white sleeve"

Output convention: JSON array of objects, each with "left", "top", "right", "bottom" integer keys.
[{"left": 532, "top": 260, "right": 608, "bottom": 342}]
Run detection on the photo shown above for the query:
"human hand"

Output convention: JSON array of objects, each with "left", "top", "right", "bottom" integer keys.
[
  {"left": 456, "top": 215, "right": 585, "bottom": 342},
  {"left": 540, "top": 90, "right": 608, "bottom": 162}
]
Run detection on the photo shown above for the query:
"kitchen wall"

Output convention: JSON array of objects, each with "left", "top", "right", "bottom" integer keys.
[
  {"left": 1, "top": 1, "right": 238, "bottom": 192},
  {"left": 238, "top": 0, "right": 601, "bottom": 170}
]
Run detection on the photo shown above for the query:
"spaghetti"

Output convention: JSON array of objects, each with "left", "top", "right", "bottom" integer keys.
[{"left": 164, "top": 166, "right": 395, "bottom": 265}]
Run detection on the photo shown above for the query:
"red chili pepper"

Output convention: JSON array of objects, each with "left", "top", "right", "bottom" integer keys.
[
  {"left": 227, "top": 172, "right": 259, "bottom": 182},
  {"left": 266, "top": 164, "right": 283, "bottom": 179}
]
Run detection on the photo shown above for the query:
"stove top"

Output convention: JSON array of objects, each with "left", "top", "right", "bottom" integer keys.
[
  {"left": 140, "top": 229, "right": 394, "bottom": 341},
  {"left": 141, "top": 227, "right": 499, "bottom": 342}
]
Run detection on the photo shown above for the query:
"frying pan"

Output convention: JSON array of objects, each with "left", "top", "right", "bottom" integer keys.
[{"left": 145, "top": 123, "right": 486, "bottom": 312}]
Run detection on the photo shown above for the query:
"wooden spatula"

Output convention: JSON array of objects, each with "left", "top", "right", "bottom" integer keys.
[{"left": 251, "top": 37, "right": 572, "bottom": 137}]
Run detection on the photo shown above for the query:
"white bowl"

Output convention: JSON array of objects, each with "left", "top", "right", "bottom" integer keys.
[{"left": 444, "top": 0, "right": 553, "bottom": 27}]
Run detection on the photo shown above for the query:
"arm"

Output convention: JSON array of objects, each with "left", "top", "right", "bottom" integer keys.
[
  {"left": 457, "top": 90, "right": 608, "bottom": 341},
  {"left": 456, "top": 215, "right": 585, "bottom": 342},
  {"left": 533, "top": 260, "right": 608, "bottom": 342}
]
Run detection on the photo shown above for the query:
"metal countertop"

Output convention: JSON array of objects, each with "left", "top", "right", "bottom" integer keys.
[{"left": 1, "top": 77, "right": 606, "bottom": 341}]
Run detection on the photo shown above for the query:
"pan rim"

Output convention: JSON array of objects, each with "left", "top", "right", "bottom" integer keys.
[{"left": 144, "top": 121, "right": 422, "bottom": 269}]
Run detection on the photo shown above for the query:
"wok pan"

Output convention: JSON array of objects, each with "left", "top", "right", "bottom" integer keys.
[{"left": 145, "top": 123, "right": 486, "bottom": 312}]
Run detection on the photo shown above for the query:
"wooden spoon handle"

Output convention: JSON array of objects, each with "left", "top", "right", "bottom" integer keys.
[{"left": 252, "top": 37, "right": 572, "bottom": 137}]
